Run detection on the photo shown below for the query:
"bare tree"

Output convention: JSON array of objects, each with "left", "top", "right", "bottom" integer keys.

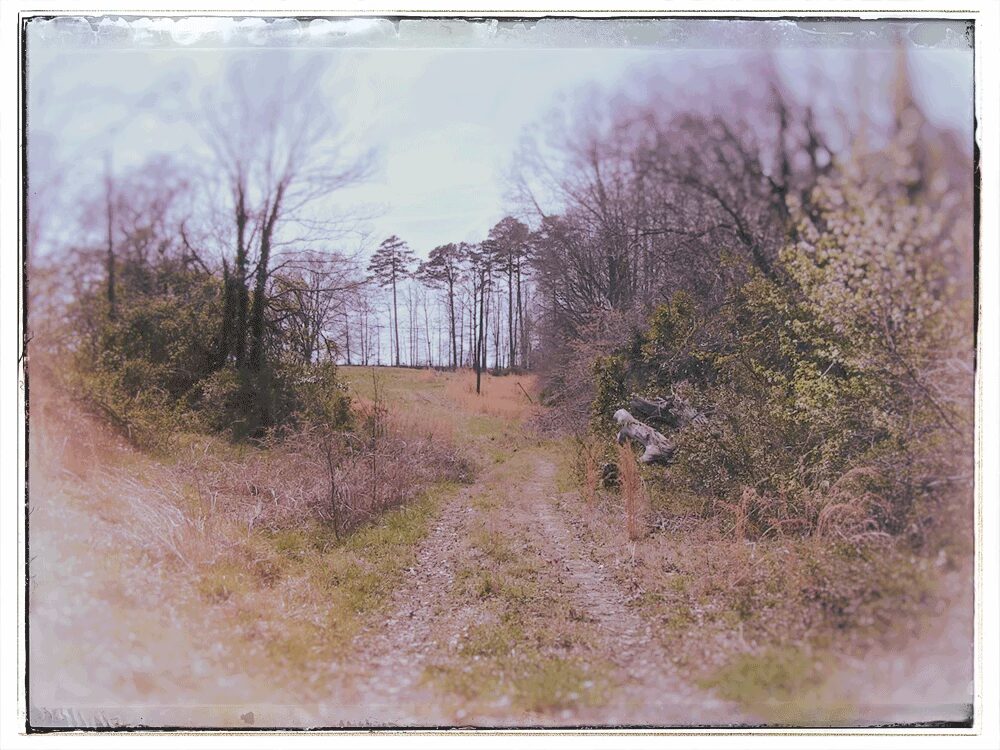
[
  {"left": 202, "top": 52, "right": 374, "bottom": 426},
  {"left": 270, "top": 249, "right": 365, "bottom": 364},
  {"left": 466, "top": 243, "right": 494, "bottom": 393},
  {"left": 486, "top": 217, "right": 530, "bottom": 370}
]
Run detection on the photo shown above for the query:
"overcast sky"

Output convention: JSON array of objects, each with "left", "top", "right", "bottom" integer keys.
[{"left": 27, "top": 17, "right": 974, "bottom": 259}]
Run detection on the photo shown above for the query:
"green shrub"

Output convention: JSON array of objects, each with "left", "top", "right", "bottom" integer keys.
[
  {"left": 69, "top": 269, "right": 222, "bottom": 448},
  {"left": 191, "top": 366, "right": 257, "bottom": 438},
  {"left": 70, "top": 255, "right": 352, "bottom": 445},
  {"left": 272, "top": 359, "right": 352, "bottom": 431},
  {"left": 70, "top": 364, "right": 187, "bottom": 451}
]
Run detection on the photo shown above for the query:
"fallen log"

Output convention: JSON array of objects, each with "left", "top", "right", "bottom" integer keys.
[
  {"left": 613, "top": 409, "right": 675, "bottom": 465},
  {"left": 628, "top": 394, "right": 702, "bottom": 429}
]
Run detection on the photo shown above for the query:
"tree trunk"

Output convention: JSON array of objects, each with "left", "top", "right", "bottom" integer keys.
[
  {"left": 344, "top": 309, "right": 352, "bottom": 365},
  {"left": 248, "top": 189, "right": 282, "bottom": 373},
  {"left": 233, "top": 186, "right": 250, "bottom": 368},
  {"left": 104, "top": 155, "right": 116, "bottom": 320},
  {"left": 218, "top": 258, "right": 235, "bottom": 365},
  {"left": 448, "top": 281, "right": 457, "bottom": 369},
  {"left": 247, "top": 185, "right": 285, "bottom": 431},
  {"left": 515, "top": 258, "right": 524, "bottom": 369},
  {"left": 423, "top": 293, "right": 432, "bottom": 366},
  {"left": 391, "top": 271, "right": 400, "bottom": 366},
  {"left": 492, "top": 292, "right": 500, "bottom": 370},
  {"left": 468, "top": 294, "right": 475, "bottom": 369},
  {"left": 476, "top": 278, "right": 485, "bottom": 394},
  {"left": 507, "top": 264, "right": 514, "bottom": 371}
]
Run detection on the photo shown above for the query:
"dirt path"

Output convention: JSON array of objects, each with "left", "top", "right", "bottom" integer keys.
[
  {"left": 332, "top": 448, "right": 741, "bottom": 727},
  {"left": 529, "top": 460, "right": 738, "bottom": 726},
  {"left": 330, "top": 476, "right": 493, "bottom": 725},
  {"left": 35, "top": 370, "right": 736, "bottom": 729}
]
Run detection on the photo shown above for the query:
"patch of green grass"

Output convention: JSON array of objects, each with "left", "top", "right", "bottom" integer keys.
[
  {"left": 267, "top": 527, "right": 325, "bottom": 558},
  {"left": 474, "top": 571, "right": 504, "bottom": 600},
  {"left": 667, "top": 573, "right": 691, "bottom": 594},
  {"left": 423, "top": 661, "right": 505, "bottom": 703},
  {"left": 500, "top": 576, "right": 537, "bottom": 605},
  {"left": 425, "top": 651, "right": 606, "bottom": 715},
  {"left": 202, "top": 483, "right": 451, "bottom": 678},
  {"left": 197, "top": 559, "right": 252, "bottom": 604},
  {"left": 338, "top": 365, "right": 432, "bottom": 399},
  {"left": 461, "top": 568, "right": 532, "bottom": 603},
  {"left": 541, "top": 439, "right": 581, "bottom": 494},
  {"left": 699, "top": 646, "right": 852, "bottom": 724},
  {"left": 702, "top": 647, "right": 818, "bottom": 705},
  {"left": 471, "top": 492, "right": 500, "bottom": 511},
  {"left": 263, "top": 619, "right": 328, "bottom": 668},
  {"left": 460, "top": 619, "right": 525, "bottom": 658},
  {"left": 466, "top": 414, "right": 508, "bottom": 438},
  {"left": 513, "top": 658, "right": 604, "bottom": 713},
  {"left": 471, "top": 525, "right": 516, "bottom": 564},
  {"left": 648, "top": 485, "right": 708, "bottom": 517},
  {"left": 662, "top": 607, "right": 696, "bottom": 635}
]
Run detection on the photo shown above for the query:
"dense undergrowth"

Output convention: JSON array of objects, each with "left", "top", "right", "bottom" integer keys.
[
  {"left": 540, "top": 85, "right": 975, "bottom": 718},
  {"left": 549, "top": 144, "right": 974, "bottom": 717},
  {"left": 560, "top": 441, "right": 966, "bottom": 721},
  {"left": 588, "top": 143, "right": 973, "bottom": 550}
]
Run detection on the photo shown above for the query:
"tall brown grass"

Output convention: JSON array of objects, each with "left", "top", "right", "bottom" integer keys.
[
  {"left": 575, "top": 436, "right": 604, "bottom": 508},
  {"left": 617, "top": 443, "right": 648, "bottom": 541},
  {"left": 443, "top": 369, "right": 538, "bottom": 421},
  {"left": 185, "top": 414, "right": 468, "bottom": 540}
]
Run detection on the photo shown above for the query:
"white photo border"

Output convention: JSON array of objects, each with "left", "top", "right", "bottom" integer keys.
[{"left": 2, "top": 2, "right": 996, "bottom": 748}]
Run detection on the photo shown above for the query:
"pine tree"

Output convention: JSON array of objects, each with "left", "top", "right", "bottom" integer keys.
[
  {"left": 417, "top": 242, "right": 464, "bottom": 369},
  {"left": 367, "top": 235, "right": 415, "bottom": 366},
  {"left": 486, "top": 217, "right": 530, "bottom": 370},
  {"left": 466, "top": 243, "right": 494, "bottom": 394}
]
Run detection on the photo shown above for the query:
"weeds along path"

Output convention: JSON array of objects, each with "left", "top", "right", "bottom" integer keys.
[
  {"left": 336, "top": 452, "right": 739, "bottom": 726},
  {"left": 527, "top": 462, "right": 739, "bottom": 726},
  {"left": 331, "top": 460, "right": 515, "bottom": 725},
  {"left": 328, "top": 369, "right": 741, "bottom": 726}
]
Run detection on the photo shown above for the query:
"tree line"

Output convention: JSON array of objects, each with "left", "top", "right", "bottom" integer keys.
[
  {"left": 29, "top": 43, "right": 974, "bottom": 549},
  {"left": 364, "top": 216, "right": 531, "bottom": 391}
]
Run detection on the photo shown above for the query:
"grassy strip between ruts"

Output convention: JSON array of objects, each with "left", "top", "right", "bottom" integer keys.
[{"left": 421, "top": 452, "right": 612, "bottom": 719}]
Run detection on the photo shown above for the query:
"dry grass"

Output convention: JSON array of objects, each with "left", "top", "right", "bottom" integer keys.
[
  {"left": 548, "top": 434, "right": 967, "bottom": 723},
  {"left": 617, "top": 443, "right": 648, "bottom": 541},
  {"left": 424, "top": 448, "right": 611, "bottom": 717},
  {"left": 583, "top": 443, "right": 601, "bottom": 508},
  {"left": 27, "top": 367, "right": 475, "bottom": 714},
  {"left": 176, "top": 390, "right": 468, "bottom": 543},
  {"left": 813, "top": 466, "right": 892, "bottom": 544},
  {"left": 443, "top": 369, "right": 539, "bottom": 421}
]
